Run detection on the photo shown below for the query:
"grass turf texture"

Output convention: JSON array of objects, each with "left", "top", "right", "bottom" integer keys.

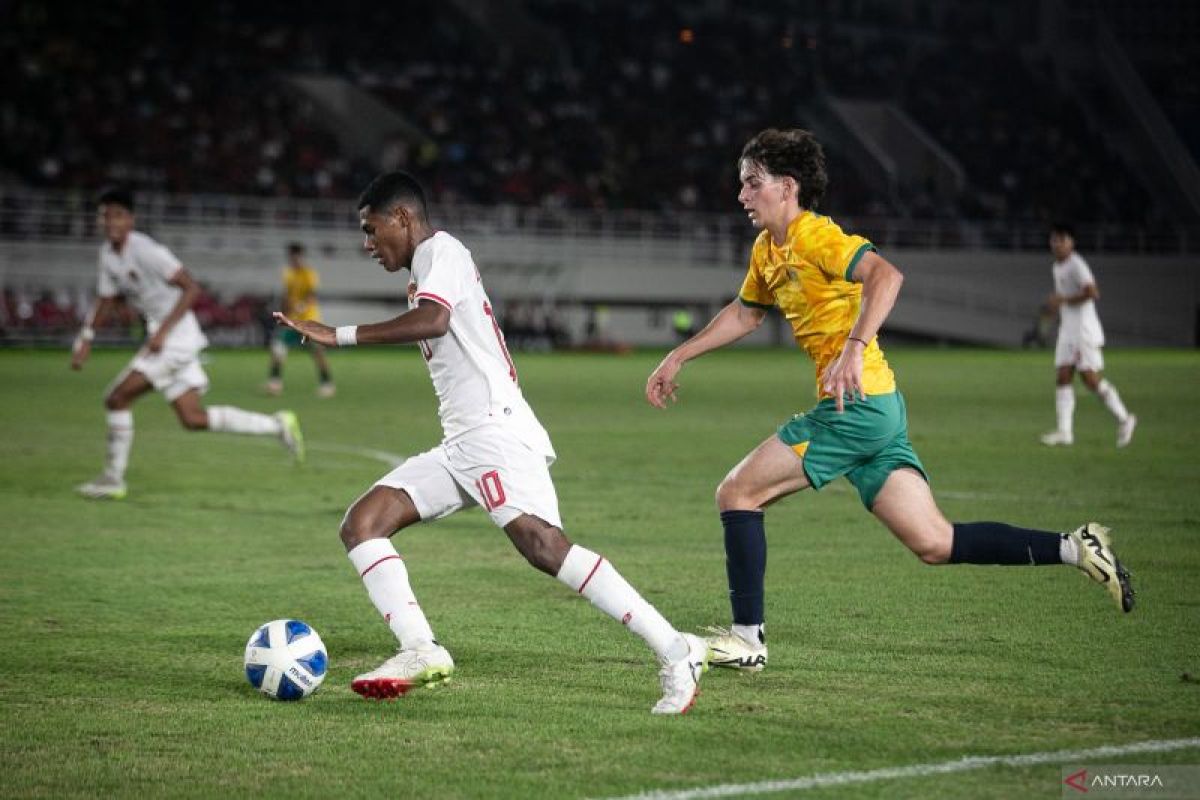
[{"left": 1, "top": 346, "right": 1197, "bottom": 799}]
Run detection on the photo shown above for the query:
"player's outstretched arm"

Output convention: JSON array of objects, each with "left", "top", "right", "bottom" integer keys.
[
  {"left": 646, "top": 300, "right": 766, "bottom": 408},
  {"left": 273, "top": 313, "right": 335, "bottom": 346},
  {"left": 820, "top": 251, "right": 903, "bottom": 412},
  {"left": 273, "top": 300, "right": 450, "bottom": 348}
]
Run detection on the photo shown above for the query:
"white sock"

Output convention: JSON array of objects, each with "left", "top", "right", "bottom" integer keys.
[
  {"left": 732, "top": 623, "right": 765, "bottom": 646},
  {"left": 105, "top": 410, "right": 134, "bottom": 481},
  {"left": 347, "top": 539, "right": 435, "bottom": 649},
  {"left": 1095, "top": 380, "right": 1130, "bottom": 423},
  {"left": 1055, "top": 385, "right": 1075, "bottom": 435},
  {"left": 556, "top": 545, "right": 688, "bottom": 663},
  {"left": 207, "top": 405, "right": 283, "bottom": 435},
  {"left": 1059, "top": 534, "right": 1079, "bottom": 566}
]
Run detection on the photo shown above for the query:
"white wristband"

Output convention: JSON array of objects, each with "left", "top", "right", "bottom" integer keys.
[
  {"left": 78, "top": 327, "right": 95, "bottom": 342},
  {"left": 335, "top": 325, "right": 358, "bottom": 347}
]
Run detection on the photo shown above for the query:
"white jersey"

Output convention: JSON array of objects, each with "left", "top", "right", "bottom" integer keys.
[
  {"left": 407, "top": 231, "right": 554, "bottom": 458},
  {"left": 97, "top": 230, "right": 207, "bottom": 351},
  {"left": 1052, "top": 251, "right": 1104, "bottom": 346}
]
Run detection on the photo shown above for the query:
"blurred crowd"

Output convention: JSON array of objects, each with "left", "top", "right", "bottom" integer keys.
[
  {"left": 1, "top": 285, "right": 578, "bottom": 350},
  {"left": 0, "top": 0, "right": 1190, "bottom": 228},
  {"left": 1, "top": 1, "right": 371, "bottom": 198},
  {"left": 0, "top": 285, "right": 270, "bottom": 345}
]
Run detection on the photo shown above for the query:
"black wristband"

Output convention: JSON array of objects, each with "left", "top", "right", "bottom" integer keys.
[{"left": 847, "top": 336, "right": 868, "bottom": 346}]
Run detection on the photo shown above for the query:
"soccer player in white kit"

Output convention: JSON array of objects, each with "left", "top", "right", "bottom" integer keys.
[
  {"left": 274, "top": 172, "right": 707, "bottom": 714},
  {"left": 70, "top": 188, "right": 305, "bottom": 499},
  {"left": 1040, "top": 224, "right": 1137, "bottom": 448}
]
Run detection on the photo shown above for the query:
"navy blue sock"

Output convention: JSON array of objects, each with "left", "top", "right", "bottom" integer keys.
[
  {"left": 950, "top": 522, "right": 1063, "bottom": 565},
  {"left": 721, "top": 510, "right": 766, "bottom": 625}
]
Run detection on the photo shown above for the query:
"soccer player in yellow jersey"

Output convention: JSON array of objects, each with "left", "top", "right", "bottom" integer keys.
[
  {"left": 267, "top": 243, "right": 335, "bottom": 397},
  {"left": 646, "top": 129, "right": 1134, "bottom": 672}
]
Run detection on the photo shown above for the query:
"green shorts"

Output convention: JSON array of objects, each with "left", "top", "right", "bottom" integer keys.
[
  {"left": 274, "top": 327, "right": 307, "bottom": 348},
  {"left": 776, "top": 391, "right": 927, "bottom": 509}
]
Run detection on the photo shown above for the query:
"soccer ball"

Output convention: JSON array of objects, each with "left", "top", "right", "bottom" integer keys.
[{"left": 243, "top": 619, "right": 328, "bottom": 700}]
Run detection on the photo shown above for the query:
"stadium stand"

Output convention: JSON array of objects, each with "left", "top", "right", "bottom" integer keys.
[
  {"left": 2, "top": 1, "right": 1198, "bottom": 346},
  {"left": 4, "top": 0, "right": 1195, "bottom": 224}
]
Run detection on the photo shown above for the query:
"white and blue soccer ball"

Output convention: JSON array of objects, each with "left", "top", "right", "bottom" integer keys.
[{"left": 243, "top": 619, "right": 328, "bottom": 700}]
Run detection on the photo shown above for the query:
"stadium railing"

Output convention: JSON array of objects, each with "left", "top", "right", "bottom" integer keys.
[{"left": 1, "top": 188, "right": 1196, "bottom": 258}]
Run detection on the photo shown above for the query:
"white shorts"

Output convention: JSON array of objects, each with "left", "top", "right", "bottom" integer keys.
[
  {"left": 374, "top": 423, "right": 562, "bottom": 529},
  {"left": 1054, "top": 337, "right": 1104, "bottom": 372},
  {"left": 111, "top": 347, "right": 210, "bottom": 402}
]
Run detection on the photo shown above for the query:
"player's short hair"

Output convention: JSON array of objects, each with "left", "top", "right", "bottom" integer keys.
[
  {"left": 740, "top": 129, "right": 828, "bottom": 210},
  {"left": 287, "top": 242, "right": 305, "bottom": 256},
  {"left": 357, "top": 171, "right": 428, "bottom": 219},
  {"left": 1050, "top": 222, "right": 1075, "bottom": 238},
  {"left": 97, "top": 187, "right": 135, "bottom": 212}
]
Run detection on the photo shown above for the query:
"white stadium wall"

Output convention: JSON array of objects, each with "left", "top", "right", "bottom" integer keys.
[{"left": 2, "top": 220, "right": 1196, "bottom": 348}]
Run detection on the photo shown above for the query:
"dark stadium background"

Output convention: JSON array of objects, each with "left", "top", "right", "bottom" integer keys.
[{"left": 2, "top": 0, "right": 1197, "bottom": 348}]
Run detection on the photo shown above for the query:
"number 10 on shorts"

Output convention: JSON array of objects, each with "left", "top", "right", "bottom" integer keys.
[{"left": 475, "top": 470, "right": 506, "bottom": 511}]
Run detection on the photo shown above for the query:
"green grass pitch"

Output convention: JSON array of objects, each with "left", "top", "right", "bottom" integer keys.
[{"left": 1, "top": 346, "right": 1197, "bottom": 799}]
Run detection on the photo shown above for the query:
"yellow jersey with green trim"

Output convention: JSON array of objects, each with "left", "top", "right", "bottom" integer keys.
[
  {"left": 282, "top": 265, "right": 321, "bottom": 322},
  {"left": 738, "top": 211, "right": 896, "bottom": 398}
]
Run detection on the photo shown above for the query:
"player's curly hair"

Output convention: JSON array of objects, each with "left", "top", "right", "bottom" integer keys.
[{"left": 740, "top": 129, "right": 828, "bottom": 210}]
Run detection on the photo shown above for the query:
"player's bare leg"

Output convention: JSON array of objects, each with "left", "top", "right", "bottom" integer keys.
[
  {"left": 706, "top": 436, "right": 810, "bottom": 671},
  {"left": 77, "top": 369, "right": 153, "bottom": 499},
  {"left": 170, "top": 390, "right": 210, "bottom": 431},
  {"left": 310, "top": 343, "right": 335, "bottom": 398},
  {"left": 341, "top": 486, "right": 452, "bottom": 699},
  {"left": 502, "top": 514, "right": 572, "bottom": 575},
  {"left": 1042, "top": 365, "right": 1076, "bottom": 446},
  {"left": 716, "top": 436, "right": 812, "bottom": 512},
  {"left": 872, "top": 468, "right": 1133, "bottom": 611},
  {"left": 870, "top": 468, "right": 953, "bottom": 564},
  {"left": 506, "top": 514, "right": 706, "bottom": 713},
  {"left": 185, "top": 389, "right": 304, "bottom": 462},
  {"left": 265, "top": 336, "right": 286, "bottom": 395},
  {"left": 1080, "top": 369, "right": 1136, "bottom": 448}
]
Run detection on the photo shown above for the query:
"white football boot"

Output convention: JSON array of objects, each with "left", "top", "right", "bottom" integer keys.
[
  {"left": 75, "top": 474, "right": 127, "bottom": 500},
  {"left": 1117, "top": 415, "right": 1137, "bottom": 448},
  {"left": 1040, "top": 430, "right": 1074, "bottom": 446},
  {"left": 1069, "top": 523, "right": 1135, "bottom": 613},
  {"left": 703, "top": 625, "right": 768, "bottom": 672},
  {"left": 652, "top": 633, "right": 708, "bottom": 715},
  {"left": 351, "top": 643, "right": 455, "bottom": 700}
]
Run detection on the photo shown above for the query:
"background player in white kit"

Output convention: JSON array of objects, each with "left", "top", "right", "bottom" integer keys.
[
  {"left": 1040, "top": 223, "right": 1137, "bottom": 448},
  {"left": 70, "top": 188, "right": 304, "bottom": 499},
  {"left": 274, "top": 172, "right": 707, "bottom": 714}
]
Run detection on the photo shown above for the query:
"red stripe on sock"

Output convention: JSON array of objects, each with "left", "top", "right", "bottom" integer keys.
[
  {"left": 577, "top": 556, "right": 604, "bottom": 593},
  {"left": 360, "top": 554, "right": 401, "bottom": 577}
]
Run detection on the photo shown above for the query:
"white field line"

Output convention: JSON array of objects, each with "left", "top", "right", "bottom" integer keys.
[
  {"left": 159, "top": 430, "right": 409, "bottom": 468},
  {"left": 189, "top": 433, "right": 1053, "bottom": 503},
  {"left": 595, "top": 737, "right": 1200, "bottom": 800},
  {"left": 820, "top": 482, "right": 1091, "bottom": 505},
  {"left": 305, "top": 441, "right": 407, "bottom": 467},
  {"left": 304, "top": 446, "right": 1025, "bottom": 502}
]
